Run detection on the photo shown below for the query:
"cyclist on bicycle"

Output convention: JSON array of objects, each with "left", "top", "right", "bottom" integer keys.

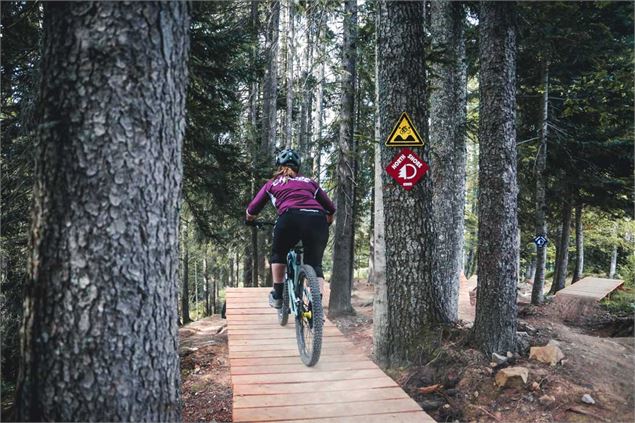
[{"left": 246, "top": 148, "right": 335, "bottom": 308}]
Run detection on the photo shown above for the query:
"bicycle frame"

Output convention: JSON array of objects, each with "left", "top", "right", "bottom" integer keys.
[{"left": 284, "top": 244, "right": 303, "bottom": 317}]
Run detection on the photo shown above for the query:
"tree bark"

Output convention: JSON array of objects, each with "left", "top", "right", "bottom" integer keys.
[
  {"left": 550, "top": 199, "right": 572, "bottom": 294},
  {"left": 329, "top": 0, "right": 357, "bottom": 317},
  {"left": 532, "top": 60, "right": 549, "bottom": 305},
  {"left": 374, "top": 0, "right": 434, "bottom": 367},
  {"left": 299, "top": 4, "right": 315, "bottom": 159},
  {"left": 472, "top": 2, "right": 519, "bottom": 355},
  {"left": 429, "top": 0, "right": 467, "bottom": 323},
  {"left": 284, "top": 0, "right": 295, "bottom": 147},
  {"left": 262, "top": 0, "right": 280, "bottom": 156},
  {"left": 17, "top": 2, "right": 188, "bottom": 420},
  {"left": 572, "top": 204, "right": 584, "bottom": 283},
  {"left": 371, "top": 18, "right": 387, "bottom": 364},
  {"left": 313, "top": 58, "right": 325, "bottom": 182},
  {"left": 248, "top": 0, "right": 260, "bottom": 289}
]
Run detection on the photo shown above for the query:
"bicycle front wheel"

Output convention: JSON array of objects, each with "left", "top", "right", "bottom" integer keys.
[{"left": 295, "top": 265, "right": 323, "bottom": 366}]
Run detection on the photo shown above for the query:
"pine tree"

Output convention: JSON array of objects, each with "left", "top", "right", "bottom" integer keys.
[
  {"left": 329, "top": 0, "right": 358, "bottom": 317},
  {"left": 472, "top": 1, "right": 519, "bottom": 354},
  {"left": 17, "top": 2, "right": 188, "bottom": 420}
]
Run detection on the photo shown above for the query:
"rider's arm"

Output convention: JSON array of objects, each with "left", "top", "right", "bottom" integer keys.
[
  {"left": 314, "top": 185, "right": 336, "bottom": 215},
  {"left": 247, "top": 181, "right": 272, "bottom": 217}
]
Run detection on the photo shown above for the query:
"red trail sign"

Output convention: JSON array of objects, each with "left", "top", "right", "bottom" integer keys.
[{"left": 385, "top": 148, "right": 429, "bottom": 191}]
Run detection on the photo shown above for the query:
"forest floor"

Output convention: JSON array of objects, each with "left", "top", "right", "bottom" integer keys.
[
  {"left": 181, "top": 280, "right": 634, "bottom": 423},
  {"left": 330, "top": 279, "right": 634, "bottom": 423},
  {"left": 179, "top": 315, "right": 231, "bottom": 423}
]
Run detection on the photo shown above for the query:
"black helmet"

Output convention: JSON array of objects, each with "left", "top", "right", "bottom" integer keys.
[{"left": 275, "top": 148, "right": 301, "bottom": 171}]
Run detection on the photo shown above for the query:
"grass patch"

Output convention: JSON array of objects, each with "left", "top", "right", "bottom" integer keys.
[{"left": 602, "top": 285, "right": 635, "bottom": 316}]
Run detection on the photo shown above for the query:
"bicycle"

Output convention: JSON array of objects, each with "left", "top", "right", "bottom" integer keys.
[{"left": 246, "top": 219, "right": 323, "bottom": 366}]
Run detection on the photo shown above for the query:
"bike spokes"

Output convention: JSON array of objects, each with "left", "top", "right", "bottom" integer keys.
[{"left": 295, "top": 265, "right": 323, "bottom": 366}]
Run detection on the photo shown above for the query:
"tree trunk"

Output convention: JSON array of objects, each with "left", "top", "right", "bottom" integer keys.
[
  {"left": 313, "top": 58, "right": 325, "bottom": 182},
  {"left": 17, "top": 2, "right": 188, "bottom": 420},
  {"left": 262, "top": 0, "right": 280, "bottom": 156},
  {"left": 228, "top": 256, "right": 234, "bottom": 287},
  {"left": 284, "top": 0, "right": 295, "bottom": 146},
  {"left": 194, "top": 260, "right": 198, "bottom": 317},
  {"left": 550, "top": 200, "right": 572, "bottom": 294},
  {"left": 472, "top": 2, "right": 519, "bottom": 355},
  {"left": 182, "top": 222, "right": 192, "bottom": 324},
  {"left": 248, "top": 0, "right": 260, "bottom": 289},
  {"left": 609, "top": 245, "right": 618, "bottom": 279},
  {"left": 531, "top": 60, "right": 549, "bottom": 305},
  {"left": 371, "top": 20, "right": 387, "bottom": 364},
  {"left": 329, "top": 0, "right": 357, "bottom": 318},
  {"left": 609, "top": 223, "right": 618, "bottom": 278},
  {"left": 204, "top": 251, "right": 210, "bottom": 316},
  {"left": 299, "top": 5, "right": 314, "bottom": 158},
  {"left": 374, "top": 0, "right": 434, "bottom": 367},
  {"left": 243, "top": 247, "right": 252, "bottom": 287},
  {"left": 525, "top": 257, "right": 536, "bottom": 282},
  {"left": 429, "top": 0, "right": 467, "bottom": 323},
  {"left": 572, "top": 204, "right": 584, "bottom": 283}
]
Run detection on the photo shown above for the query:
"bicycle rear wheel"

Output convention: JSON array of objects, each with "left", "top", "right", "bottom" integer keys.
[
  {"left": 278, "top": 280, "right": 290, "bottom": 326},
  {"left": 295, "top": 265, "right": 323, "bottom": 366}
]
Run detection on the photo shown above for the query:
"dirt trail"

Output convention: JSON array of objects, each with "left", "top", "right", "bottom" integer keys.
[
  {"left": 332, "top": 279, "right": 635, "bottom": 423},
  {"left": 179, "top": 315, "right": 231, "bottom": 422}
]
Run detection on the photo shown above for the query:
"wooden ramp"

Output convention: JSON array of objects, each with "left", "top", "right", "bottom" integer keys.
[
  {"left": 556, "top": 277, "right": 624, "bottom": 301},
  {"left": 226, "top": 287, "right": 433, "bottom": 423}
]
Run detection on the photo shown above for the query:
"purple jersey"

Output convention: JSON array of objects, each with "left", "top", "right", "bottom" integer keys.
[{"left": 247, "top": 175, "right": 336, "bottom": 216}]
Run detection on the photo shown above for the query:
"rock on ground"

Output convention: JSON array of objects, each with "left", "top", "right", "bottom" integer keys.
[{"left": 495, "top": 366, "right": 529, "bottom": 388}]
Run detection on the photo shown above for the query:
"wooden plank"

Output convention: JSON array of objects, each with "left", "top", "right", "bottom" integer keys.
[
  {"left": 228, "top": 336, "right": 347, "bottom": 346},
  {"left": 229, "top": 345, "right": 356, "bottom": 359},
  {"left": 232, "top": 368, "right": 387, "bottom": 385},
  {"left": 226, "top": 309, "right": 282, "bottom": 315},
  {"left": 233, "top": 398, "right": 422, "bottom": 422},
  {"left": 277, "top": 412, "right": 434, "bottom": 423},
  {"left": 230, "top": 353, "right": 369, "bottom": 367},
  {"left": 233, "top": 386, "right": 409, "bottom": 408},
  {"left": 228, "top": 339, "right": 353, "bottom": 352},
  {"left": 231, "top": 360, "right": 378, "bottom": 375},
  {"left": 233, "top": 377, "right": 399, "bottom": 396},
  {"left": 228, "top": 331, "right": 343, "bottom": 340},
  {"left": 556, "top": 277, "right": 624, "bottom": 301},
  {"left": 229, "top": 326, "right": 341, "bottom": 336},
  {"left": 226, "top": 288, "right": 433, "bottom": 423}
]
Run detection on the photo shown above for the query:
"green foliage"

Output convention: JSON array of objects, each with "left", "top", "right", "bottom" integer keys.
[
  {"left": 184, "top": 1, "right": 254, "bottom": 243},
  {"left": 1, "top": 1, "right": 42, "bottom": 385}
]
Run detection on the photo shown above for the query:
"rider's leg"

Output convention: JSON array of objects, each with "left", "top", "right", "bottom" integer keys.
[
  {"left": 271, "top": 263, "right": 286, "bottom": 298},
  {"left": 300, "top": 213, "right": 329, "bottom": 296}
]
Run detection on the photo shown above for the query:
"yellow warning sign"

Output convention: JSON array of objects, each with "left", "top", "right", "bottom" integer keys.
[{"left": 385, "top": 112, "right": 424, "bottom": 147}]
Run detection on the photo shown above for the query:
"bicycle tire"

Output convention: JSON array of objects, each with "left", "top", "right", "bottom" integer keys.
[
  {"left": 295, "top": 264, "right": 323, "bottom": 366},
  {"left": 278, "top": 281, "right": 290, "bottom": 326}
]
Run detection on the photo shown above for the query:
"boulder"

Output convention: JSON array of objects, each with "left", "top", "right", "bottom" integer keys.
[
  {"left": 495, "top": 366, "right": 529, "bottom": 388},
  {"left": 529, "top": 344, "right": 565, "bottom": 366}
]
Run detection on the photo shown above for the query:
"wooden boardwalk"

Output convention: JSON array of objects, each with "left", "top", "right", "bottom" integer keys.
[
  {"left": 225, "top": 287, "right": 434, "bottom": 423},
  {"left": 556, "top": 277, "right": 624, "bottom": 300}
]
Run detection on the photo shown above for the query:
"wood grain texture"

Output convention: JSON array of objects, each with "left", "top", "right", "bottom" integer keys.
[{"left": 226, "top": 288, "right": 432, "bottom": 422}]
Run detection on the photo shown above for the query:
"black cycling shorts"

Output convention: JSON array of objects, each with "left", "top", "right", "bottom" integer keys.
[{"left": 270, "top": 209, "right": 329, "bottom": 277}]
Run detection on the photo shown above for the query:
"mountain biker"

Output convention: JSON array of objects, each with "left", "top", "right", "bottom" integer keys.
[{"left": 246, "top": 148, "right": 335, "bottom": 309}]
